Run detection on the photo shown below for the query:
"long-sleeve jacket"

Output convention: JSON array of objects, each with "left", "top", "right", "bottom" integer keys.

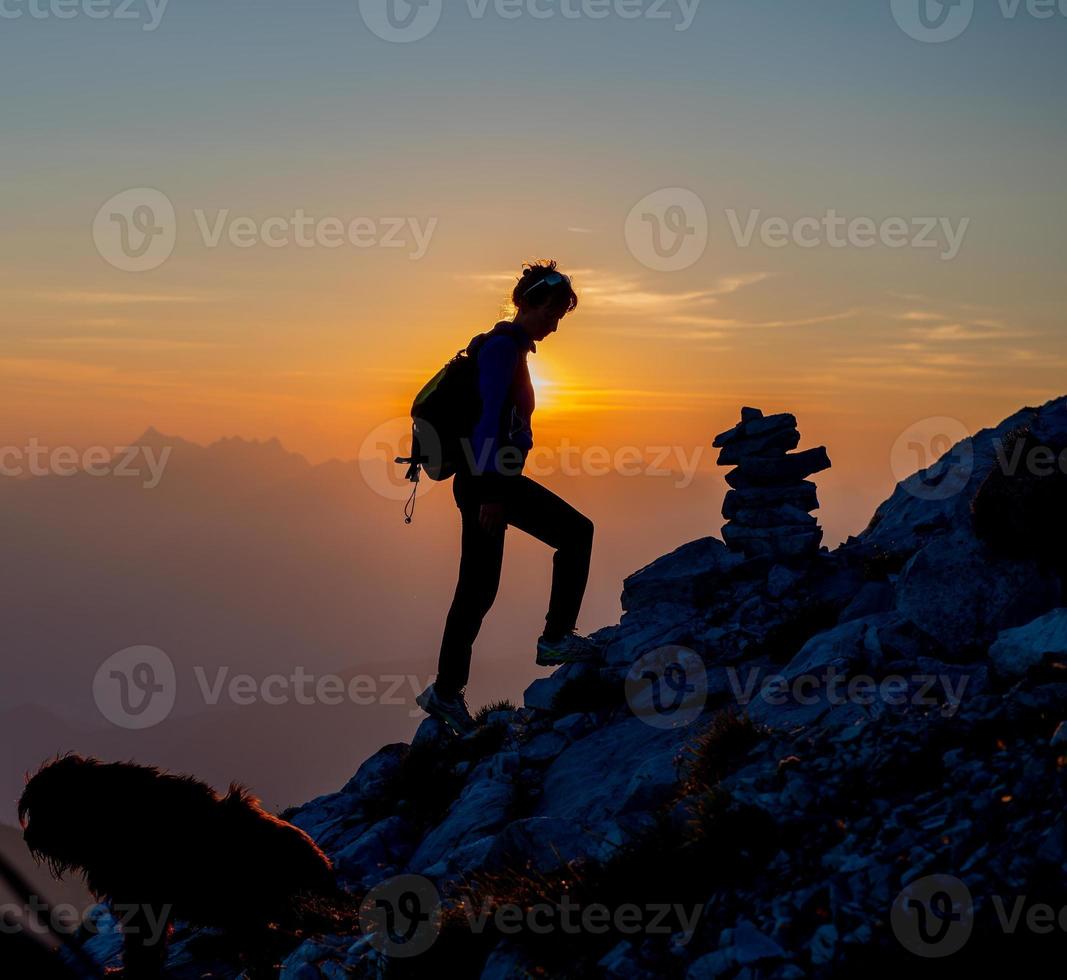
[{"left": 463, "top": 320, "right": 536, "bottom": 502}]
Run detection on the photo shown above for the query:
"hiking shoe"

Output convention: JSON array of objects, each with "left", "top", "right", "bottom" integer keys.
[
  {"left": 536, "top": 631, "right": 602, "bottom": 667},
  {"left": 415, "top": 684, "right": 477, "bottom": 736}
]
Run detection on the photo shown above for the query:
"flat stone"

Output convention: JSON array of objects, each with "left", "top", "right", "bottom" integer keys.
[
  {"left": 722, "top": 523, "right": 823, "bottom": 559},
  {"left": 729, "top": 504, "right": 818, "bottom": 528},
  {"left": 714, "top": 412, "right": 797, "bottom": 448},
  {"left": 723, "top": 482, "right": 819, "bottom": 519},
  {"left": 717, "top": 427, "right": 801, "bottom": 466},
  {"left": 726, "top": 447, "right": 832, "bottom": 488}
]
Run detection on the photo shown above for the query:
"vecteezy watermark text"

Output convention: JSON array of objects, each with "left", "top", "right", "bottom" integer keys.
[
  {"left": 725, "top": 209, "right": 970, "bottom": 261},
  {"left": 191, "top": 210, "right": 437, "bottom": 257},
  {"left": 93, "top": 644, "right": 437, "bottom": 729},
  {"left": 0, "top": 898, "right": 171, "bottom": 947},
  {"left": 93, "top": 188, "right": 438, "bottom": 272},
  {"left": 727, "top": 665, "right": 970, "bottom": 718},
  {"left": 0, "top": 0, "right": 168, "bottom": 30},
  {"left": 624, "top": 188, "right": 971, "bottom": 271},
  {"left": 460, "top": 895, "right": 703, "bottom": 943},
  {"left": 0, "top": 439, "right": 170, "bottom": 488},
  {"left": 192, "top": 666, "right": 433, "bottom": 716},
  {"left": 360, "top": 874, "right": 703, "bottom": 960},
  {"left": 356, "top": 0, "right": 703, "bottom": 43},
  {"left": 359, "top": 417, "right": 712, "bottom": 504}
]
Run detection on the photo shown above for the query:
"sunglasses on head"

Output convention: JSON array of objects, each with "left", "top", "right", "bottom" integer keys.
[{"left": 522, "top": 271, "right": 570, "bottom": 299}]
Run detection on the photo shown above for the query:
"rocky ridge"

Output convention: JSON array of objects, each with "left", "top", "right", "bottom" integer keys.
[{"left": 81, "top": 396, "right": 1067, "bottom": 978}]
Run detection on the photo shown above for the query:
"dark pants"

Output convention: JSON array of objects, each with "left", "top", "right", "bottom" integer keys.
[{"left": 436, "top": 474, "right": 594, "bottom": 695}]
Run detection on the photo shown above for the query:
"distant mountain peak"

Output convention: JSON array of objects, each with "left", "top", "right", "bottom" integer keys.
[{"left": 131, "top": 426, "right": 195, "bottom": 449}]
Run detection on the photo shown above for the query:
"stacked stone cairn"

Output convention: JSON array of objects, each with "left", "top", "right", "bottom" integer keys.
[{"left": 714, "top": 407, "right": 831, "bottom": 561}]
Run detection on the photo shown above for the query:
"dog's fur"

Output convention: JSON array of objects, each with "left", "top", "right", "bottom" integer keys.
[{"left": 19, "top": 755, "right": 336, "bottom": 977}]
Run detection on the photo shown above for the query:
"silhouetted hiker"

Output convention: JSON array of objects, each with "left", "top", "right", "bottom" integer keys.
[{"left": 417, "top": 262, "right": 599, "bottom": 735}]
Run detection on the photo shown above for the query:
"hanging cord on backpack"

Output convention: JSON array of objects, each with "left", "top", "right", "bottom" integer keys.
[
  {"left": 395, "top": 426, "right": 423, "bottom": 524},
  {"left": 400, "top": 466, "right": 419, "bottom": 524}
]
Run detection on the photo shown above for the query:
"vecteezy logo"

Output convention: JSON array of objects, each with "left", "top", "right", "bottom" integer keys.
[
  {"left": 359, "top": 875, "right": 441, "bottom": 958},
  {"left": 890, "top": 416, "right": 973, "bottom": 502},
  {"left": 625, "top": 645, "right": 707, "bottom": 729},
  {"left": 624, "top": 188, "right": 708, "bottom": 272},
  {"left": 92, "top": 188, "right": 176, "bottom": 272},
  {"left": 92, "top": 645, "right": 177, "bottom": 729},
  {"left": 891, "top": 874, "right": 974, "bottom": 957},
  {"left": 891, "top": 0, "right": 975, "bottom": 43},
  {"left": 358, "top": 0, "right": 442, "bottom": 43}
]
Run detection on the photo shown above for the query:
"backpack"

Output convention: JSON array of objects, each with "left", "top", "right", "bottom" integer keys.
[{"left": 395, "top": 326, "right": 511, "bottom": 522}]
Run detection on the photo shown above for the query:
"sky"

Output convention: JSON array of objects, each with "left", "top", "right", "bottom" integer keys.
[{"left": 2, "top": 0, "right": 1066, "bottom": 542}]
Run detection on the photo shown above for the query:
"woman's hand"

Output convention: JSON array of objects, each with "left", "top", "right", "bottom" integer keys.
[{"left": 479, "top": 501, "right": 507, "bottom": 536}]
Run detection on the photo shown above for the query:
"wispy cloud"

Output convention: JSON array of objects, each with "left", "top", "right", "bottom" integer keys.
[
  {"left": 578, "top": 271, "right": 770, "bottom": 316},
  {"left": 655, "top": 308, "right": 860, "bottom": 331},
  {"left": 34, "top": 291, "right": 206, "bottom": 305},
  {"left": 461, "top": 269, "right": 770, "bottom": 320},
  {"left": 29, "top": 337, "right": 225, "bottom": 351},
  {"left": 922, "top": 323, "right": 1021, "bottom": 342}
]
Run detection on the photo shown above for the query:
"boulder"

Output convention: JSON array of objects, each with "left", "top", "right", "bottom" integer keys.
[
  {"left": 989, "top": 608, "right": 1067, "bottom": 679},
  {"left": 517, "top": 730, "right": 569, "bottom": 765},
  {"left": 479, "top": 941, "right": 541, "bottom": 980},
  {"left": 895, "top": 531, "right": 1061, "bottom": 651},
  {"left": 333, "top": 815, "right": 414, "bottom": 886},
  {"left": 622, "top": 536, "right": 744, "bottom": 612},
  {"left": 732, "top": 919, "right": 786, "bottom": 964},
  {"left": 861, "top": 395, "right": 1067, "bottom": 556},
  {"left": 746, "top": 616, "right": 890, "bottom": 728},
  {"left": 340, "top": 743, "right": 408, "bottom": 800},
  {"left": 536, "top": 717, "right": 688, "bottom": 824},
  {"left": 280, "top": 937, "right": 350, "bottom": 979},
  {"left": 523, "top": 662, "right": 598, "bottom": 711},
  {"left": 407, "top": 776, "right": 515, "bottom": 872},
  {"left": 482, "top": 815, "right": 629, "bottom": 875},
  {"left": 412, "top": 716, "right": 453, "bottom": 749}
]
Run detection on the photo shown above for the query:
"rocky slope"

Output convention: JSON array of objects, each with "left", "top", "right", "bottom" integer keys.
[{"left": 84, "top": 396, "right": 1067, "bottom": 977}]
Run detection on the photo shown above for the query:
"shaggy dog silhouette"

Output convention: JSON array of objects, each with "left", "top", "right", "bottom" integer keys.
[{"left": 19, "top": 755, "right": 336, "bottom": 978}]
